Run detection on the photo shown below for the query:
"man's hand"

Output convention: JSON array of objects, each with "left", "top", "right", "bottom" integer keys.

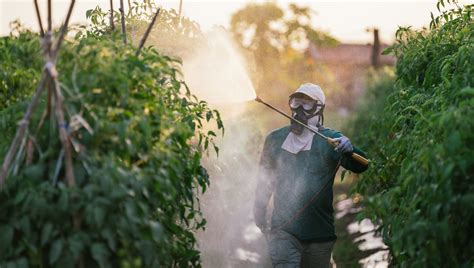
[{"left": 334, "top": 136, "right": 353, "bottom": 154}]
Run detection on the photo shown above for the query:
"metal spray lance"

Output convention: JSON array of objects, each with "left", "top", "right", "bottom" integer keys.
[{"left": 255, "top": 96, "right": 370, "bottom": 166}]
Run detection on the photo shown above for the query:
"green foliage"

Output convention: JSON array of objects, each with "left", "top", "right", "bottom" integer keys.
[
  {"left": 83, "top": 1, "right": 204, "bottom": 59},
  {"left": 350, "top": 2, "right": 473, "bottom": 266},
  {"left": 0, "top": 21, "right": 42, "bottom": 108},
  {"left": 347, "top": 68, "right": 396, "bottom": 177},
  {"left": 0, "top": 22, "right": 43, "bottom": 163},
  {"left": 0, "top": 5, "right": 222, "bottom": 268}
]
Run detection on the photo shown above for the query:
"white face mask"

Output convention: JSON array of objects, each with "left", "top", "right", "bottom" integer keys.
[
  {"left": 307, "top": 115, "right": 322, "bottom": 128},
  {"left": 282, "top": 96, "right": 325, "bottom": 154}
]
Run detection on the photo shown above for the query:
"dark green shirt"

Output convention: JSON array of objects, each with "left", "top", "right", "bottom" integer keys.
[{"left": 254, "top": 126, "right": 368, "bottom": 242}]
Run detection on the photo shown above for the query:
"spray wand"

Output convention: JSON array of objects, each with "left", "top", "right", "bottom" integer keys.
[{"left": 255, "top": 96, "right": 369, "bottom": 166}]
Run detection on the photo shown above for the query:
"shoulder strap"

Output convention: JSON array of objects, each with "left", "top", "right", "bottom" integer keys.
[{"left": 269, "top": 160, "right": 341, "bottom": 234}]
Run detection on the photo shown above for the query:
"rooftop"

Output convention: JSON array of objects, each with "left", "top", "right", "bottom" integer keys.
[{"left": 308, "top": 43, "right": 396, "bottom": 66}]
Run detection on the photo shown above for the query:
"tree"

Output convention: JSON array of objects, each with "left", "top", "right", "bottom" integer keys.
[{"left": 230, "top": 3, "right": 338, "bottom": 105}]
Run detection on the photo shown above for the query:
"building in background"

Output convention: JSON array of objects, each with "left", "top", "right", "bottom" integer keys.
[{"left": 307, "top": 29, "right": 396, "bottom": 112}]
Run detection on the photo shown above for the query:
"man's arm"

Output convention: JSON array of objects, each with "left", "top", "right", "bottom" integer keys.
[{"left": 253, "top": 135, "right": 276, "bottom": 231}]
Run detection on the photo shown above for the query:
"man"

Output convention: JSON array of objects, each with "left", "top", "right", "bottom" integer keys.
[{"left": 254, "top": 83, "right": 368, "bottom": 268}]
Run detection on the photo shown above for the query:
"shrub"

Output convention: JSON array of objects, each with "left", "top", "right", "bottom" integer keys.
[
  {"left": 0, "top": 5, "right": 222, "bottom": 268},
  {"left": 351, "top": 2, "right": 473, "bottom": 266}
]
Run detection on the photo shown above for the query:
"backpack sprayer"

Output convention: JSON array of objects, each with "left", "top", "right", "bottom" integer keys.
[{"left": 255, "top": 96, "right": 369, "bottom": 166}]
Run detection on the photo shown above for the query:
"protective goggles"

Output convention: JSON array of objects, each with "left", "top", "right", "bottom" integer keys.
[{"left": 289, "top": 97, "right": 322, "bottom": 113}]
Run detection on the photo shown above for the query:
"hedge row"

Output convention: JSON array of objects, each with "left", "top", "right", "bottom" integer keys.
[{"left": 350, "top": 2, "right": 473, "bottom": 266}]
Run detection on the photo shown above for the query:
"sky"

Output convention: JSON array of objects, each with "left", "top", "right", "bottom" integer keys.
[{"left": 0, "top": 0, "right": 470, "bottom": 43}]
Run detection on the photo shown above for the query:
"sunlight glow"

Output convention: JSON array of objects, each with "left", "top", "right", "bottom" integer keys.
[{"left": 182, "top": 29, "right": 256, "bottom": 104}]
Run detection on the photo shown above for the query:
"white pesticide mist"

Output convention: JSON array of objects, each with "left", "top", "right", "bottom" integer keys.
[
  {"left": 182, "top": 29, "right": 257, "bottom": 104},
  {"left": 181, "top": 29, "right": 272, "bottom": 267},
  {"left": 198, "top": 115, "right": 271, "bottom": 268}
]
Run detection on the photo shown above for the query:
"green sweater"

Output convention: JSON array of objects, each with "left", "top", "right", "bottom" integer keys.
[{"left": 254, "top": 126, "right": 368, "bottom": 242}]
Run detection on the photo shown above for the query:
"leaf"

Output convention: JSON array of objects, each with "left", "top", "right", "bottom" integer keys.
[
  {"left": 206, "top": 111, "right": 212, "bottom": 122},
  {"left": 49, "top": 239, "right": 64, "bottom": 265},
  {"left": 91, "top": 243, "right": 109, "bottom": 267},
  {"left": 94, "top": 206, "right": 106, "bottom": 227},
  {"left": 341, "top": 169, "right": 349, "bottom": 182},
  {"left": 196, "top": 218, "right": 207, "bottom": 229},
  {"left": 213, "top": 144, "right": 219, "bottom": 156},
  {"left": 13, "top": 190, "right": 28, "bottom": 205},
  {"left": 101, "top": 229, "right": 117, "bottom": 252},
  {"left": 41, "top": 223, "right": 54, "bottom": 246},
  {"left": 0, "top": 225, "right": 14, "bottom": 249},
  {"left": 456, "top": 87, "right": 474, "bottom": 97},
  {"left": 149, "top": 221, "right": 163, "bottom": 242},
  {"left": 68, "top": 234, "right": 85, "bottom": 259},
  {"left": 23, "top": 164, "right": 45, "bottom": 180},
  {"left": 382, "top": 46, "right": 394, "bottom": 55},
  {"left": 16, "top": 258, "right": 28, "bottom": 268}
]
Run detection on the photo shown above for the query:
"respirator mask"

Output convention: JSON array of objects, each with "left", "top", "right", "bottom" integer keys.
[{"left": 289, "top": 96, "right": 325, "bottom": 135}]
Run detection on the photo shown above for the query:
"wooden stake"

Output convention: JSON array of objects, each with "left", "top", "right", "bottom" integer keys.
[
  {"left": 48, "top": 70, "right": 76, "bottom": 187},
  {"left": 371, "top": 28, "right": 380, "bottom": 68},
  {"left": 0, "top": 0, "right": 77, "bottom": 188},
  {"left": 0, "top": 74, "right": 47, "bottom": 186},
  {"left": 35, "top": 86, "right": 51, "bottom": 135},
  {"left": 136, "top": 8, "right": 160, "bottom": 56},
  {"left": 47, "top": 0, "right": 77, "bottom": 187},
  {"left": 44, "top": 25, "right": 53, "bottom": 59},
  {"left": 119, "top": 0, "right": 127, "bottom": 44},
  {"left": 53, "top": 0, "right": 76, "bottom": 60},
  {"left": 110, "top": 0, "right": 115, "bottom": 30},
  {"left": 26, "top": 138, "right": 34, "bottom": 165},
  {"left": 47, "top": 0, "right": 52, "bottom": 32},
  {"left": 33, "top": 0, "right": 45, "bottom": 37}
]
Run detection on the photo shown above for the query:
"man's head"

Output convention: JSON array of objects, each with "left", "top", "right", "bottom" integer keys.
[{"left": 289, "top": 83, "right": 325, "bottom": 134}]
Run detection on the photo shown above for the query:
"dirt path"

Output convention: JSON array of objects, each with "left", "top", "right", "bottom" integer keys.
[
  {"left": 198, "top": 170, "right": 389, "bottom": 267},
  {"left": 333, "top": 178, "right": 389, "bottom": 268}
]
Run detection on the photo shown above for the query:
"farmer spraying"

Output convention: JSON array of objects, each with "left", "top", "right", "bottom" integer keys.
[{"left": 254, "top": 83, "right": 368, "bottom": 268}]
